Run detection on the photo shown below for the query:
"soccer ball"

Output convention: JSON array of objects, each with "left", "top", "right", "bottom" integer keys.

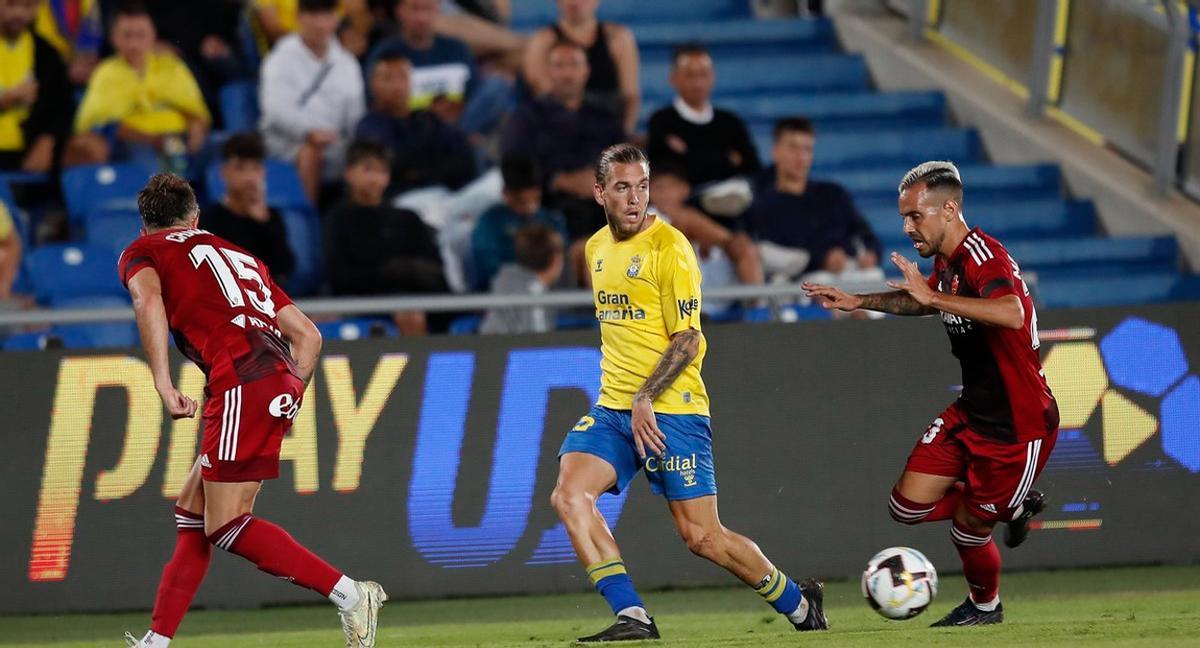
[{"left": 861, "top": 547, "right": 938, "bottom": 620}]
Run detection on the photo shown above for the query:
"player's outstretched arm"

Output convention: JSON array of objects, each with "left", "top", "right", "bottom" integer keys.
[
  {"left": 276, "top": 304, "right": 322, "bottom": 384},
  {"left": 128, "top": 268, "right": 197, "bottom": 419},
  {"left": 886, "top": 252, "right": 1023, "bottom": 329},
  {"left": 630, "top": 328, "right": 703, "bottom": 458},
  {"left": 802, "top": 281, "right": 936, "bottom": 316}
]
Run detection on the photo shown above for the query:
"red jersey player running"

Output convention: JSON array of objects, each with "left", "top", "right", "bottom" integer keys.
[
  {"left": 804, "top": 161, "right": 1059, "bottom": 626},
  {"left": 118, "top": 175, "right": 386, "bottom": 647}
]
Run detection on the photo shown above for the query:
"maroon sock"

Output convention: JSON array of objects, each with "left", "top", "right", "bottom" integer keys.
[
  {"left": 207, "top": 514, "right": 341, "bottom": 597},
  {"left": 889, "top": 483, "right": 964, "bottom": 524},
  {"left": 150, "top": 507, "right": 212, "bottom": 638},
  {"left": 951, "top": 520, "right": 1001, "bottom": 604}
]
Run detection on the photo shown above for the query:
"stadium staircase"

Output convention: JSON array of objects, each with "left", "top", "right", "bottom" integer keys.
[{"left": 510, "top": 0, "right": 1200, "bottom": 310}]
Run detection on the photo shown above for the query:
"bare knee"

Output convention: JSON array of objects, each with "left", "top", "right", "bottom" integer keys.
[
  {"left": 680, "top": 524, "right": 727, "bottom": 561},
  {"left": 550, "top": 484, "right": 595, "bottom": 521}
]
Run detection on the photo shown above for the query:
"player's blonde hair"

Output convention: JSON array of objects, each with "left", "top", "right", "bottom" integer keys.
[
  {"left": 898, "top": 161, "right": 963, "bottom": 195},
  {"left": 595, "top": 143, "right": 649, "bottom": 186}
]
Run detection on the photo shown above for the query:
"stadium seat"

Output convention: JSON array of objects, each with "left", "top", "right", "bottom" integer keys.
[
  {"left": 2, "top": 331, "right": 53, "bottom": 351},
  {"left": 827, "top": 163, "right": 1062, "bottom": 205},
  {"left": 315, "top": 318, "right": 398, "bottom": 341},
  {"left": 1036, "top": 274, "right": 1200, "bottom": 309},
  {"left": 758, "top": 127, "right": 984, "bottom": 172},
  {"left": 61, "top": 163, "right": 153, "bottom": 226},
  {"left": 27, "top": 243, "right": 125, "bottom": 304},
  {"left": 51, "top": 321, "right": 139, "bottom": 349},
  {"left": 510, "top": 0, "right": 748, "bottom": 29},
  {"left": 634, "top": 18, "right": 837, "bottom": 59},
  {"left": 84, "top": 207, "right": 143, "bottom": 256},
  {"left": 448, "top": 314, "right": 483, "bottom": 335},
  {"left": 279, "top": 207, "right": 323, "bottom": 296},
  {"left": 204, "top": 158, "right": 310, "bottom": 209},
  {"left": 694, "top": 91, "right": 948, "bottom": 133},
  {"left": 643, "top": 53, "right": 871, "bottom": 102},
  {"left": 866, "top": 199, "right": 1096, "bottom": 240},
  {"left": 219, "top": 80, "right": 261, "bottom": 134}
]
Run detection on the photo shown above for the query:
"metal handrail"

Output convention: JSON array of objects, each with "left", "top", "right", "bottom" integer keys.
[{"left": 0, "top": 279, "right": 894, "bottom": 326}]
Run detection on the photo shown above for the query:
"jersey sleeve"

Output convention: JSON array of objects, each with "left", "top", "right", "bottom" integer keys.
[
  {"left": 118, "top": 239, "right": 156, "bottom": 289},
  {"left": 267, "top": 270, "right": 294, "bottom": 313},
  {"left": 658, "top": 234, "right": 703, "bottom": 336},
  {"left": 965, "top": 241, "right": 1018, "bottom": 300}
]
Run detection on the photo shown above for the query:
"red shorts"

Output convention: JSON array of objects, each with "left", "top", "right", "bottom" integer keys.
[
  {"left": 904, "top": 403, "right": 1058, "bottom": 522},
  {"left": 200, "top": 372, "right": 304, "bottom": 482}
]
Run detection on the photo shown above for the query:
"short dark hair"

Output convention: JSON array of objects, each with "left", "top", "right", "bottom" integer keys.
[
  {"left": 548, "top": 38, "right": 586, "bottom": 57},
  {"left": 671, "top": 42, "right": 710, "bottom": 67},
  {"left": 500, "top": 156, "right": 542, "bottom": 191},
  {"left": 373, "top": 50, "right": 411, "bottom": 66},
  {"left": 113, "top": 1, "right": 152, "bottom": 21},
  {"left": 221, "top": 132, "right": 265, "bottom": 162},
  {"left": 595, "top": 143, "right": 649, "bottom": 186},
  {"left": 298, "top": 0, "right": 339, "bottom": 13},
  {"left": 650, "top": 161, "right": 689, "bottom": 184},
  {"left": 137, "top": 174, "right": 198, "bottom": 229},
  {"left": 345, "top": 138, "right": 392, "bottom": 167},
  {"left": 773, "top": 116, "right": 815, "bottom": 141},
  {"left": 515, "top": 223, "right": 563, "bottom": 272}
]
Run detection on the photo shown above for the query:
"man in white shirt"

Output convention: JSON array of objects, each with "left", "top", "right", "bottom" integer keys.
[{"left": 259, "top": 0, "right": 365, "bottom": 203}]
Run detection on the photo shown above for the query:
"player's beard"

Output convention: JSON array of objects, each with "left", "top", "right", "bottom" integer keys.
[{"left": 606, "top": 204, "right": 649, "bottom": 240}]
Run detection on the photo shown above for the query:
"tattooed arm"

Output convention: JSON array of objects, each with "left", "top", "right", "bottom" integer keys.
[
  {"left": 629, "top": 328, "right": 703, "bottom": 458},
  {"left": 803, "top": 283, "right": 938, "bottom": 316}
]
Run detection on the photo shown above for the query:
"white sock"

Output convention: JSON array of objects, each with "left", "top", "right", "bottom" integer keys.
[
  {"left": 141, "top": 630, "right": 170, "bottom": 647},
  {"left": 617, "top": 606, "right": 651, "bottom": 624},
  {"left": 786, "top": 595, "right": 810, "bottom": 624},
  {"left": 972, "top": 595, "right": 1000, "bottom": 612},
  {"left": 329, "top": 575, "right": 361, "bottom": 612}
]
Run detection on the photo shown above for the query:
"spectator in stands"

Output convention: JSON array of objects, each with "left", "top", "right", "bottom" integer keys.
[
  {"left": 746, "top": 117, "right": 881, "bottom": 284},
  {"left": 260, "top": 0, "right": 365, "bottom": 204},
  {"left": 480, "top": 222, "right": 564, "bottom": 335},
  {"left": 0, "top": 199, "right": 21, "bottom": 300},
  {"left": 471, "top": 156, "right": 567, "bottom": 291},
  {"left": 647, "top": 43, "right": 760, "bottom": 217},
  {"left": 34, "top": 0, "right": 101, "bottom": 86},
  {"left": 339, "top": 0, "right": 399, "bottom": 61},
  {"left": 326, "top": 139, "right": 447, "bottom": 335},
  {"left": 145, "top": 0, "right": 247, "bottom": 125},
  {"left": 367, "top": 0, "right": 512, "bottom": 135},
  {"left": 649, "top": 163, "right": 762, "bottom": 287},
  {"left": 201, "top": 133, "right": 295, "bottom": 284},
  {"left": 356, "top": 50, "right": 476, "bottom": 196},
  {"left": 0, "top": 0, "right": 71, "bottom": 173},
  {"left": 433, "top": 0, "right": 524, "bottom": 72},
  {"left": 523, "top": 0, "right": 640, "bottom": 133},
  {"left": 501, "top": 39, "right": 623, "bottom": 245},
  {"left": 65, "top": 3, "right": 211, "bottom": 169}
]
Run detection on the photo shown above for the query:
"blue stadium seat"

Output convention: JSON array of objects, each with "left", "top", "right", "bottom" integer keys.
[
  {"left": 760, "top": 128, "right": 984, "bottom": 172},
  {"left": 51, "top": 321, "right": 139, "bottom": 349},
  {"left": 643, "top": 54, "right": 871, "bottom": 102},
  {"left": 867, "top": 199, "right": 1096, "bottom": 242},
  {"left": 2, "top": 331, "right": 53, "bottom": 351},
  {"left": 219, "top": 80, "right": 261, "bottom": 134},
  {"left": 634, "top": 18, "right": 837, "bottom": 59},
  {"left": 279, "top": 207, "right": 323, "bottom": 296},
  {"left": 315, "top": 318, "right": 398, "bottom": 341},
  {"left": 61, "top": 163, "right": 153, "bottom": 226},
  {"left": 692, "top": 91, "right": 947, "bottom": 133},
  {"left": 1036, "top": 274, "right": 1200, "bottom": 309},
  {"left": 828, "top": 163, "right": 1062, "bottom": 205},
  {"left": 85, "top": 207, "right": 143, "bottom": 256},
  {"left": 511, "top": 0, "right": 748, "bottom": 29},
  {"left": 204, "top": 158, "right": 310, "bottom": 209},
  {"left": 28, "top": 243, "right": 125, "bottom": 304},
  {"left": 448, "top": 314, "right": 483, "bottom": 335}
]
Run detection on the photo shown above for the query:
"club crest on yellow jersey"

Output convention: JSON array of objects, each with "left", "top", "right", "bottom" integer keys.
[{"left": 626, "top": 255, "right": 643, "bottom": 278}]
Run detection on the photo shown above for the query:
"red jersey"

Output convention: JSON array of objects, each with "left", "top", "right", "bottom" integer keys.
[
  {"left": 118, "top": 228, "right": 298, "bottom": 394},
  {"left": 927, "top": 228, "right": 1059, "bottom": 443}
]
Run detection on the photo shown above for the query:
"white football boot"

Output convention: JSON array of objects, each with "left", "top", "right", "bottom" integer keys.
[{"left": 338, "top": 580, "right": 388, "bottom": 647}]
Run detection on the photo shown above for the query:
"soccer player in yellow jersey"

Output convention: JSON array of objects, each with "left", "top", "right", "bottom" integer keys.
[{"left": 552, "top": 144, "right": 829, "bottom": 642}]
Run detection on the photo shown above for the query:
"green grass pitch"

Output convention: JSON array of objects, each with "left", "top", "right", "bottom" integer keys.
[{"left": 1, "top": 565, "right": 1197, "bottom": 646}]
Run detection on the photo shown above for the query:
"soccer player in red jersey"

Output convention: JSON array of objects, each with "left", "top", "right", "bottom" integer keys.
[
  {"left": 118, "top": 175, "right": 386, "bottom": 647},
  {"left": 804, "top": 161, "right": 1059, "bottom": 626}
]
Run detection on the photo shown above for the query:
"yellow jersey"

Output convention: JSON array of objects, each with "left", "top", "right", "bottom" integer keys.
[
  {"left": 0, "top": 32, "right": 34, "bottom": 151},
  {"left": 587, "top": 216, "right": 709, "bottom": 416},
  {"left": 74, "top": 51, "right": 210, "bottom": 135}
]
